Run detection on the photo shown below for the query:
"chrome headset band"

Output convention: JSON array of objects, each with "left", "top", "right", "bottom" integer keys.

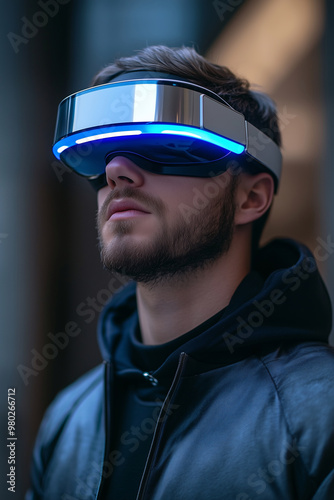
[{"left": 53, "top": 73, "right": 282, "bottom": 189}]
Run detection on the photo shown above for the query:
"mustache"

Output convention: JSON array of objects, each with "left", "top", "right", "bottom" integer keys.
[{"left": 98, "top": 186, "right": 166, "bottom": 222}]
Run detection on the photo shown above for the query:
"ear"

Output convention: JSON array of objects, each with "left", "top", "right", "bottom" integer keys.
[{"left": 234, "top": 172, "right": 274, "bottom": 226}]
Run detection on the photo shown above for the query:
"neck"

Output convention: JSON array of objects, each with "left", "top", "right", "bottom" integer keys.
[{"left": 136, "top": 232, "right": 251, "bottom": 345}]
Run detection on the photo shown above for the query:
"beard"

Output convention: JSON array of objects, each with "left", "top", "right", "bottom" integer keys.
[{"left": 97, "top": 178, "right": 237, "bottom": 285}]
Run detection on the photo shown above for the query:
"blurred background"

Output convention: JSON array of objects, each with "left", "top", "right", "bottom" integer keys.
[{"left": 1, "top": 0, "right": 334, "bottom": 496}]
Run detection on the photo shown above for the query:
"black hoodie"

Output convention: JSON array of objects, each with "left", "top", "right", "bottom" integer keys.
[{"left": 27, "top": 239, "right": 334, "bottom": 500}]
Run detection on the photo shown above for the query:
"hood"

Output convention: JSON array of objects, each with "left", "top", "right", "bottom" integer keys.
[{"left": 97, "top": 239, "right": 332, "bottom": 377}]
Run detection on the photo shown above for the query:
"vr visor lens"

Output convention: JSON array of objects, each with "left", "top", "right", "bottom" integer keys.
[{"left": 56, "top": 127, "right": 235, "bottom": 179}]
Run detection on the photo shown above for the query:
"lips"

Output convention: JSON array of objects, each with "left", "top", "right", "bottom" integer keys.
[{"left": 106, "top": 199, "right": 151, "bottom": 220}]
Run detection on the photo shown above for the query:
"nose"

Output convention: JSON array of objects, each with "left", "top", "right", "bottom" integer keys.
[{"left": 105, "top": 156, "right": 145, "bottom": 189}]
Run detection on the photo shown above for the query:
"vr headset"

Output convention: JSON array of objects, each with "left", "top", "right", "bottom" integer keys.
[{"left": 52, "top": 71, "right": 282, "bottom": 191}]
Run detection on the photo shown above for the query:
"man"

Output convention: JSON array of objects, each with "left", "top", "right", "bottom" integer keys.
[{"left": 27, "top": 46, "right": 334, "bottom": 499}]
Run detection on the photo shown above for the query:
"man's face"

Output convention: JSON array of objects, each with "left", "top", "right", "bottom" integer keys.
[{"left": 97, "top": 156, "right": 237, "bottom": 284}]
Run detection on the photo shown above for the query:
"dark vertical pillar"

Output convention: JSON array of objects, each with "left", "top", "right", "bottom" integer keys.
[
  {"left": 323, "top": 0, "right": 334, "bottom": 344},
  {"left": 0, "top": 1, "right": 74, "bottom": 495}
]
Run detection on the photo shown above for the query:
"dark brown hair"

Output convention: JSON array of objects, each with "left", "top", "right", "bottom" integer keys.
[{"left": 92, "top": 45, "right": 281, "bottom": 251}]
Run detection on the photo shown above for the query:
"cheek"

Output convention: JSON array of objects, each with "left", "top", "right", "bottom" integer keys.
[
  {"left": 159, "top": 179, "right": 197, "bottom": 205},
  {"left": 97, "top": 186, "right": 110, "bottom": 210},
  {"left": 162, "top": 179, "right": 212, "bottom": 213}
]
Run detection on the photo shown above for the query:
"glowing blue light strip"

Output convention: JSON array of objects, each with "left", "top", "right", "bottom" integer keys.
[
  {"left": 53, "top": 123, "right": 245, "bottom": 159},
  {"left": 160, "top": 127, "right": 244, "bottom": 153},
  {"left": 75, "top": 130, "right": 142, "bottom": 144},
  {"left": 161, "top": 129, "right": 201, "bottom": 139},
  {"left": 57, "top": 145, "right": 69, "bottom": 154}
]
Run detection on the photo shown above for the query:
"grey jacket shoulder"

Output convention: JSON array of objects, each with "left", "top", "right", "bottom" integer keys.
[
  {"left": 261, "top": 342, "right": 334, "bottom": 486},
  {"left": 38, "top": 363, "right": 104, "bottom": 439},
  {"left": 26, "top": 364, "right": 105, "bottom": 500}
]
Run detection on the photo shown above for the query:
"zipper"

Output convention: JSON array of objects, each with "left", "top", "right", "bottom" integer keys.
[
  {"left": 95, "top": 361, "right": 113, "bottom": 500},
  {"left": 136, "top": 352, "right": 189, "bottom": 500}
]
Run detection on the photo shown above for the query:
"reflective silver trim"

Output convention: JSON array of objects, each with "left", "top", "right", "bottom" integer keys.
[
  {"left": 201, "top": 94, "right": 246, "bottom": 145},
  {"left": 55, "top": 81, "right": 228, "bottom": 141},
  {"left": 246, "top": 122, "right": 282, "bottom": 181}
]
